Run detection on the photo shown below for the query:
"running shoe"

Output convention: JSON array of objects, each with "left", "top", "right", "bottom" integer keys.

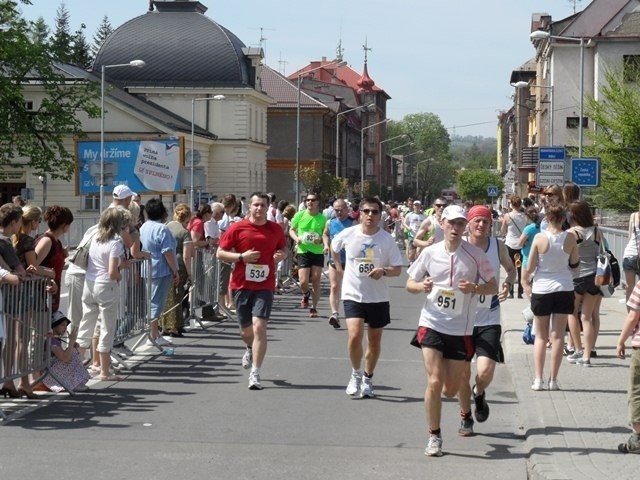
[
  {"left": 300, "top": 291, "right": 310, "bottom": 309},
  {"left": 329, "top": 312, "right": 340, "bottom": 329},
  {"left": 345, "top": 371, "right": 362, "bottom": 396},
  {"left": 473, "top": 386, "right": 490, "bottom": 422},
  {"left": 458, "top": 415, "right": 474, "bottom": 436},
  {"left": 563, "top": 344, "right": 575, "bottom": 356},
  {"left": 576, "top": 357, "right": 591, "bottom": 367},
  {"left": 566, "top": 351, "right": 583, "bottom": 363},
  {"left": 242, "top": 348, "right": 253, "bottom": 369},
  {"left": 248, "top": 371, "right": 263, "bottom": 390},
  {"left": 424, "top": 434, "right": 443, "bottom": 457},
  {"left": 548, "top": 379, "right": 561, "bottom": 391},
  {"left": 309, "top": 308, "right": 318, "bottom": 318},
  {"left": 359, "top": 377, "right": 374, "bottom": 398},
  {"left": 531, "top": 378, "right": 545, "bottom": 391}
]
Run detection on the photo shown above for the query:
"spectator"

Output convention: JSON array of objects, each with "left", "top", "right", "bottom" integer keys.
[
  {"left": 139, "top": 198, "right": 180, "bottom": 346},
  {"left": 35, "top": 205, "right": 73, "bottom": 311},
  {"left": 77, "top": 207, "right": 132, "bottom": 381},
  {"left": 188, "top": 203, "right": 212, "bottom": 248},
  {"left": 622, "top": 203, "right": 640, "bottom": 302},
  {"left": 500, "top": 196, "right": 527, "bottom": 298}
]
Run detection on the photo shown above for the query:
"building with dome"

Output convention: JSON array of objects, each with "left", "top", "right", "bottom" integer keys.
[{"left": 9, "top": 0, "right": 268, "bottom": 222}]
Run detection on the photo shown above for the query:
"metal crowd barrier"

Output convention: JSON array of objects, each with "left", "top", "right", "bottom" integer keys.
[
  {"left": 0, "top": 276, "right": 52, "bottom": 420},
  {"left": 114, "top": 258, "right": 152, "bottom": 359},
  {"left": 187, "top": 246, "right": 237, "bottom": 329},
  {"left": 276, "top": 241, "right": 300, "bottom": 294}
]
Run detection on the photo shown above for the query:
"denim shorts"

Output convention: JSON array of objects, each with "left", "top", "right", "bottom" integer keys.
[{"left": 623, "top": 256, "right": 640, "bottom": 276}]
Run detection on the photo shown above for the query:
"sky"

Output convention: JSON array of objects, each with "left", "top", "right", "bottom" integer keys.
[{"left": 19, "top": 0, "right": 583, "bottom": 138}]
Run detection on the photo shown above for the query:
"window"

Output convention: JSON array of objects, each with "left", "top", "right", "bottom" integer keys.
[
  {"left": 566, "top": 117, "right": 588, "bottom": 129},
  {"left": 623, "top": 55, "right": 640, "bottom": 83},
  {"left": 82, "top": 194, "right": 100, "bottom": 211}
]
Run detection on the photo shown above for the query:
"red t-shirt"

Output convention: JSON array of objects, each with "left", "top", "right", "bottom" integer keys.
[
  {"left": 219, "top": 219, "right": 287, "bottom": 291},
  {"left": 188, "top": 217, "right": 205, "bottom": 241}
]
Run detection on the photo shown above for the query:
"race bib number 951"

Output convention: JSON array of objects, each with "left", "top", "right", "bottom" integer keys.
[{"left": 428, "top": 287, "right": 463, "bottom": 315}]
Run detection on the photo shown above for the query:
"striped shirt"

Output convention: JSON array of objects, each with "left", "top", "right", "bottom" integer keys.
[{"left": 626, "top": 281, "right": 640, "bottom": 348}]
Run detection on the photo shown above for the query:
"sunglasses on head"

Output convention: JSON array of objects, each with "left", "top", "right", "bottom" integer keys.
[{"left": 362, "top": 209, "right": 380, "bottom": 215}]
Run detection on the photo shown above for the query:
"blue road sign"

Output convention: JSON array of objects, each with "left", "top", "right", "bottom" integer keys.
[
  {"left": 539, "top": 147, "right": 566, "bottom": 160},
  {"left": 487, "top": 185, "right": 498, "bottom": 197},
  {"left": 571, "top": 157, "right": 600, "bottom": 187}
]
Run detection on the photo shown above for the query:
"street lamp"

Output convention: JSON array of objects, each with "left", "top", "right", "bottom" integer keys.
[
  {"left": 190, "top": 94, "right": 226, "bottom": 208},
  {"left": 100, "top": 59, "right": 145, "bottom": 212},
  {"left": 295, "top": 60, "right": 347, "bottom": 203},
  {"left": 530, "top": 30, "right": 586, "bottom": 156},
  {"left": 360, "top": 118, "right": 389, "bottom": 196},
  {"left": 513, "top": 81, "right": 554, "bottom": 145},
  {"left": 336, "top": 103, "right": 374, "bottom": 177}
]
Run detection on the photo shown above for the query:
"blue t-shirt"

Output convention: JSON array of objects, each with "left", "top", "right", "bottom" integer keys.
[
  {"left": 521, "top": 222, "right": 540, "bottom": 269},
  {"left": 329, "top": 217, "right": 354, "bottom": 265}
]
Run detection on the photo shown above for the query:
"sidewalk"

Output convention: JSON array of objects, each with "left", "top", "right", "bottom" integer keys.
[{"left": 500, "top": 287, "right": 637, "bottom": 479}]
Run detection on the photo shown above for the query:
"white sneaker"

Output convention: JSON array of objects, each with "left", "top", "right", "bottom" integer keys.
[
  {"left": 360, "top": 377, "right": 375, "bottom": 398},
  {"left": 248, "top": 370, "right": 263, "bottom": 390},
  {"left": 345, "top": 371, "right": 362, "bottom": 396},
  {"left": 548, "top": 379, "right": 561, "bottom": 391},
  {"left": 242, "top": 348, "right": 252, "bottom": 369},
  {"left": 154, "top": 336, "right": 172, "bottom": 347},
  {"left": 531, "top": 378, "right": 545, "bottom": 391},
  {"left": 424, "top": 434, "right": 443, "bottom": 457},
  {"left": 566, "top": 351, "right": 583, "bottom": 363}
]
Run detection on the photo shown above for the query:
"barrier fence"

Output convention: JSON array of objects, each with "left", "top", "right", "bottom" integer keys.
[{"left": 0, "top": 276, "right": 52, "bottom": 420}]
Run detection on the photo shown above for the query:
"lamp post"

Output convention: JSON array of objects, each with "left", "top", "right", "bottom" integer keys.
[
  {"left": 513, "top": 81, "right": 554, "bottom": 145},
  {"left": 336, "top": 103, "right": 374, "bottom": 178},
  {"left": 530, "top": 30, "right": 586, "bottom": 156},
  {"left": 295, "top": 60, "right": 347, "bottom": 204},
  {"left": 100, "top": 59, "right": 145, "bottom": 212},
  {"left": 189, "top": 94, "right": 226, "bottom": 208},
  {"left": 360, "top": 118, "right": 389, "bottom": 197}
]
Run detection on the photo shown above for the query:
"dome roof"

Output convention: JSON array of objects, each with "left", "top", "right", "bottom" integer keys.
[{"left": 92, "top": 1, "right": 251, "bottom": 88}]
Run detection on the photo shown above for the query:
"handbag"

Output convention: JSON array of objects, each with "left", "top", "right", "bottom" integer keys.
[
  {"left": 595, "top": 235, "right": 614, "bottom": 296},
  {"left": 69, "top": 225, "right": 98, "bottom": 269}
]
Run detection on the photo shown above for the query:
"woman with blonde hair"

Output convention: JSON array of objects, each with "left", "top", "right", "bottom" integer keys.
[
  {"left": 77, "top": 207, "right": 131, "bottom": 381},
  {"left": 160, "top": 203, "right": 193, "bottom": 337}
]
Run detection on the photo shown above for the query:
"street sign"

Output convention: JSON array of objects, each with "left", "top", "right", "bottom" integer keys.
[
  {"left": 537, "top": 146, "right": 565, "bottom": 187},
  {"left": 571, "top": 157, "right": 600, "bottom": 187},
  {"left": 487, "top": 185, "right": 498, "bottom": 197}
]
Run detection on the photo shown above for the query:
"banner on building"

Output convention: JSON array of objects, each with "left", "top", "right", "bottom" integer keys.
[{"left": 76, "top": 139, "right": 183, "bottom": 194}]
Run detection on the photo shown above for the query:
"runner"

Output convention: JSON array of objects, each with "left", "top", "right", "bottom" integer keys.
[
  {"left": 331, "top": 197, "right": 403, "bottom": 398},
  {"left": 216, "top": 193, "right": 287, "bottom": 390},
  {"left": 412, "top": 198, "right": 447, "bottom": 253},
  {"left": 322, "top": 198, "right": 354, "bottom": 329},
  {"left": 406, "top": 204, "right": 497, "bottom": 457},
  {"left": 290, "top": 193, "right": 327, "bottom": 318},
  {"left": 457, "top": 205, "right": 516, "bottom": 436},
  {"left": 402, "top": 200, "right": 427, "bottom": 264}
]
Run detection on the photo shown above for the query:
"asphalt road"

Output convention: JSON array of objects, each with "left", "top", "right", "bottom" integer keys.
[{"left": 0, "top": 273, "right": 528, "bottom": 479}]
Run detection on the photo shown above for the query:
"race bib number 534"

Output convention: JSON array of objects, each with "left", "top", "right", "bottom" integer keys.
[{"left": 245, "top": 263, "right": 269, "bottom": 282}]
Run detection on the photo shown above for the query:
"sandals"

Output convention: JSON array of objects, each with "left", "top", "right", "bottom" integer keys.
[{"left": 99, "top": 374, "right": 124, "bottom": 382}]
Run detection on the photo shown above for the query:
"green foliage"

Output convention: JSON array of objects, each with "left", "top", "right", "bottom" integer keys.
[
  {"left": 49, "top": 2, "right": 73, "bottom": 63},
  {"left": 91, "top": 15, "right": 113, "bottom": 59},
  {"left": 585, "top": 69, "right": 640, "bottom": 210},
  {"left": 400, "top": 112, "right": 451, "bottom": 160},
  {"left": 449, "top": 135, "right": 497, "bottom": 169},
  {"left": 0, "top": 1, "right": 101, "bottom": 181},
  {"left": 456, "top": 169, "right": 503, "bottom": 203},
  {"left": 299, "top": 165, "right": 348, "bottom": 201},
  {"left": 71, "top": 26, "right": 92, "bottom": 68}
]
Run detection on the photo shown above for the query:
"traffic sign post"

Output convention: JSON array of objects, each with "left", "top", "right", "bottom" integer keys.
[
  {"left": 571, "top": 157, "right": 600, "bottom": 187},
  {"left": 487, "top": 185, "right": 498, "bottom": 211},
  {"left": 537, "top": 147, "right": 565, "bottom": 187}
]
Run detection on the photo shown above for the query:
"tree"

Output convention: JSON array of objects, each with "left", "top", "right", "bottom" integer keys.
[
  {"left": 416, "top": 158, "right": 456, "bottom": 205},
  {"left": 586, "top": 68, "right": 640, "bottom": 210},
  {"left": 49, "top": 2, "right": 73, "bottom": 63},
  {"left": 299, "top": 165, "right": 348, "bottom": 201},
  {"left": 457, "top": 169, "right": 504, "bottom": 203},
  {"left": 0, "top": 1, "right": 101, "bottom": 181},
  {"left": 29, "top": 16, "right": 49, "bottom": 46},
  {"left": 72, "top": 25, "right": 92, "bottom": 68},
  {"left": 91, "top": 15, "right": 113, "bottom": 59}
]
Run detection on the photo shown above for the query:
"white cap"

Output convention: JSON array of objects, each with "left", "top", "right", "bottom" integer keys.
[
  {"left": 413, "top": 200, "right": 421, "bottom": 205},
  {"left": 113, "top": 184, "right": 136, "bottom": 200},
  {"left": 441, "top": 204, "right": 467, "bottom": 221}
]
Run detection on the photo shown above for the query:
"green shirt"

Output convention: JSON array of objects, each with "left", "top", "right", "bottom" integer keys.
[{"left": 291, "top": 210, "right": 327, "bottom": 254}]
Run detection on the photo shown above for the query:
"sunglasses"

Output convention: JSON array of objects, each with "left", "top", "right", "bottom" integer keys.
[
  {"left": 434, "top": 204, "right": 446, "bottom": 208},
  {"left": 306, "top": 198, "right": 317, "bottom": 202},
  {"left": 362, "top": 209, "right": 380, "bottom": 215}
]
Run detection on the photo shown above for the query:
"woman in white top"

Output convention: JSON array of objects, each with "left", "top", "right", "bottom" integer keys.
[
  {"left": 501, "top": 196, "right": 528, "bottom": 298},
  {"left": 77, "top": 208, "right": 131, "bottom": 381},
  {"left": 623, "top": 205, "right": 640, "bottom": 301},
  {"left": 522, "top": 205, "right": 579, "bottom": 391}
]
